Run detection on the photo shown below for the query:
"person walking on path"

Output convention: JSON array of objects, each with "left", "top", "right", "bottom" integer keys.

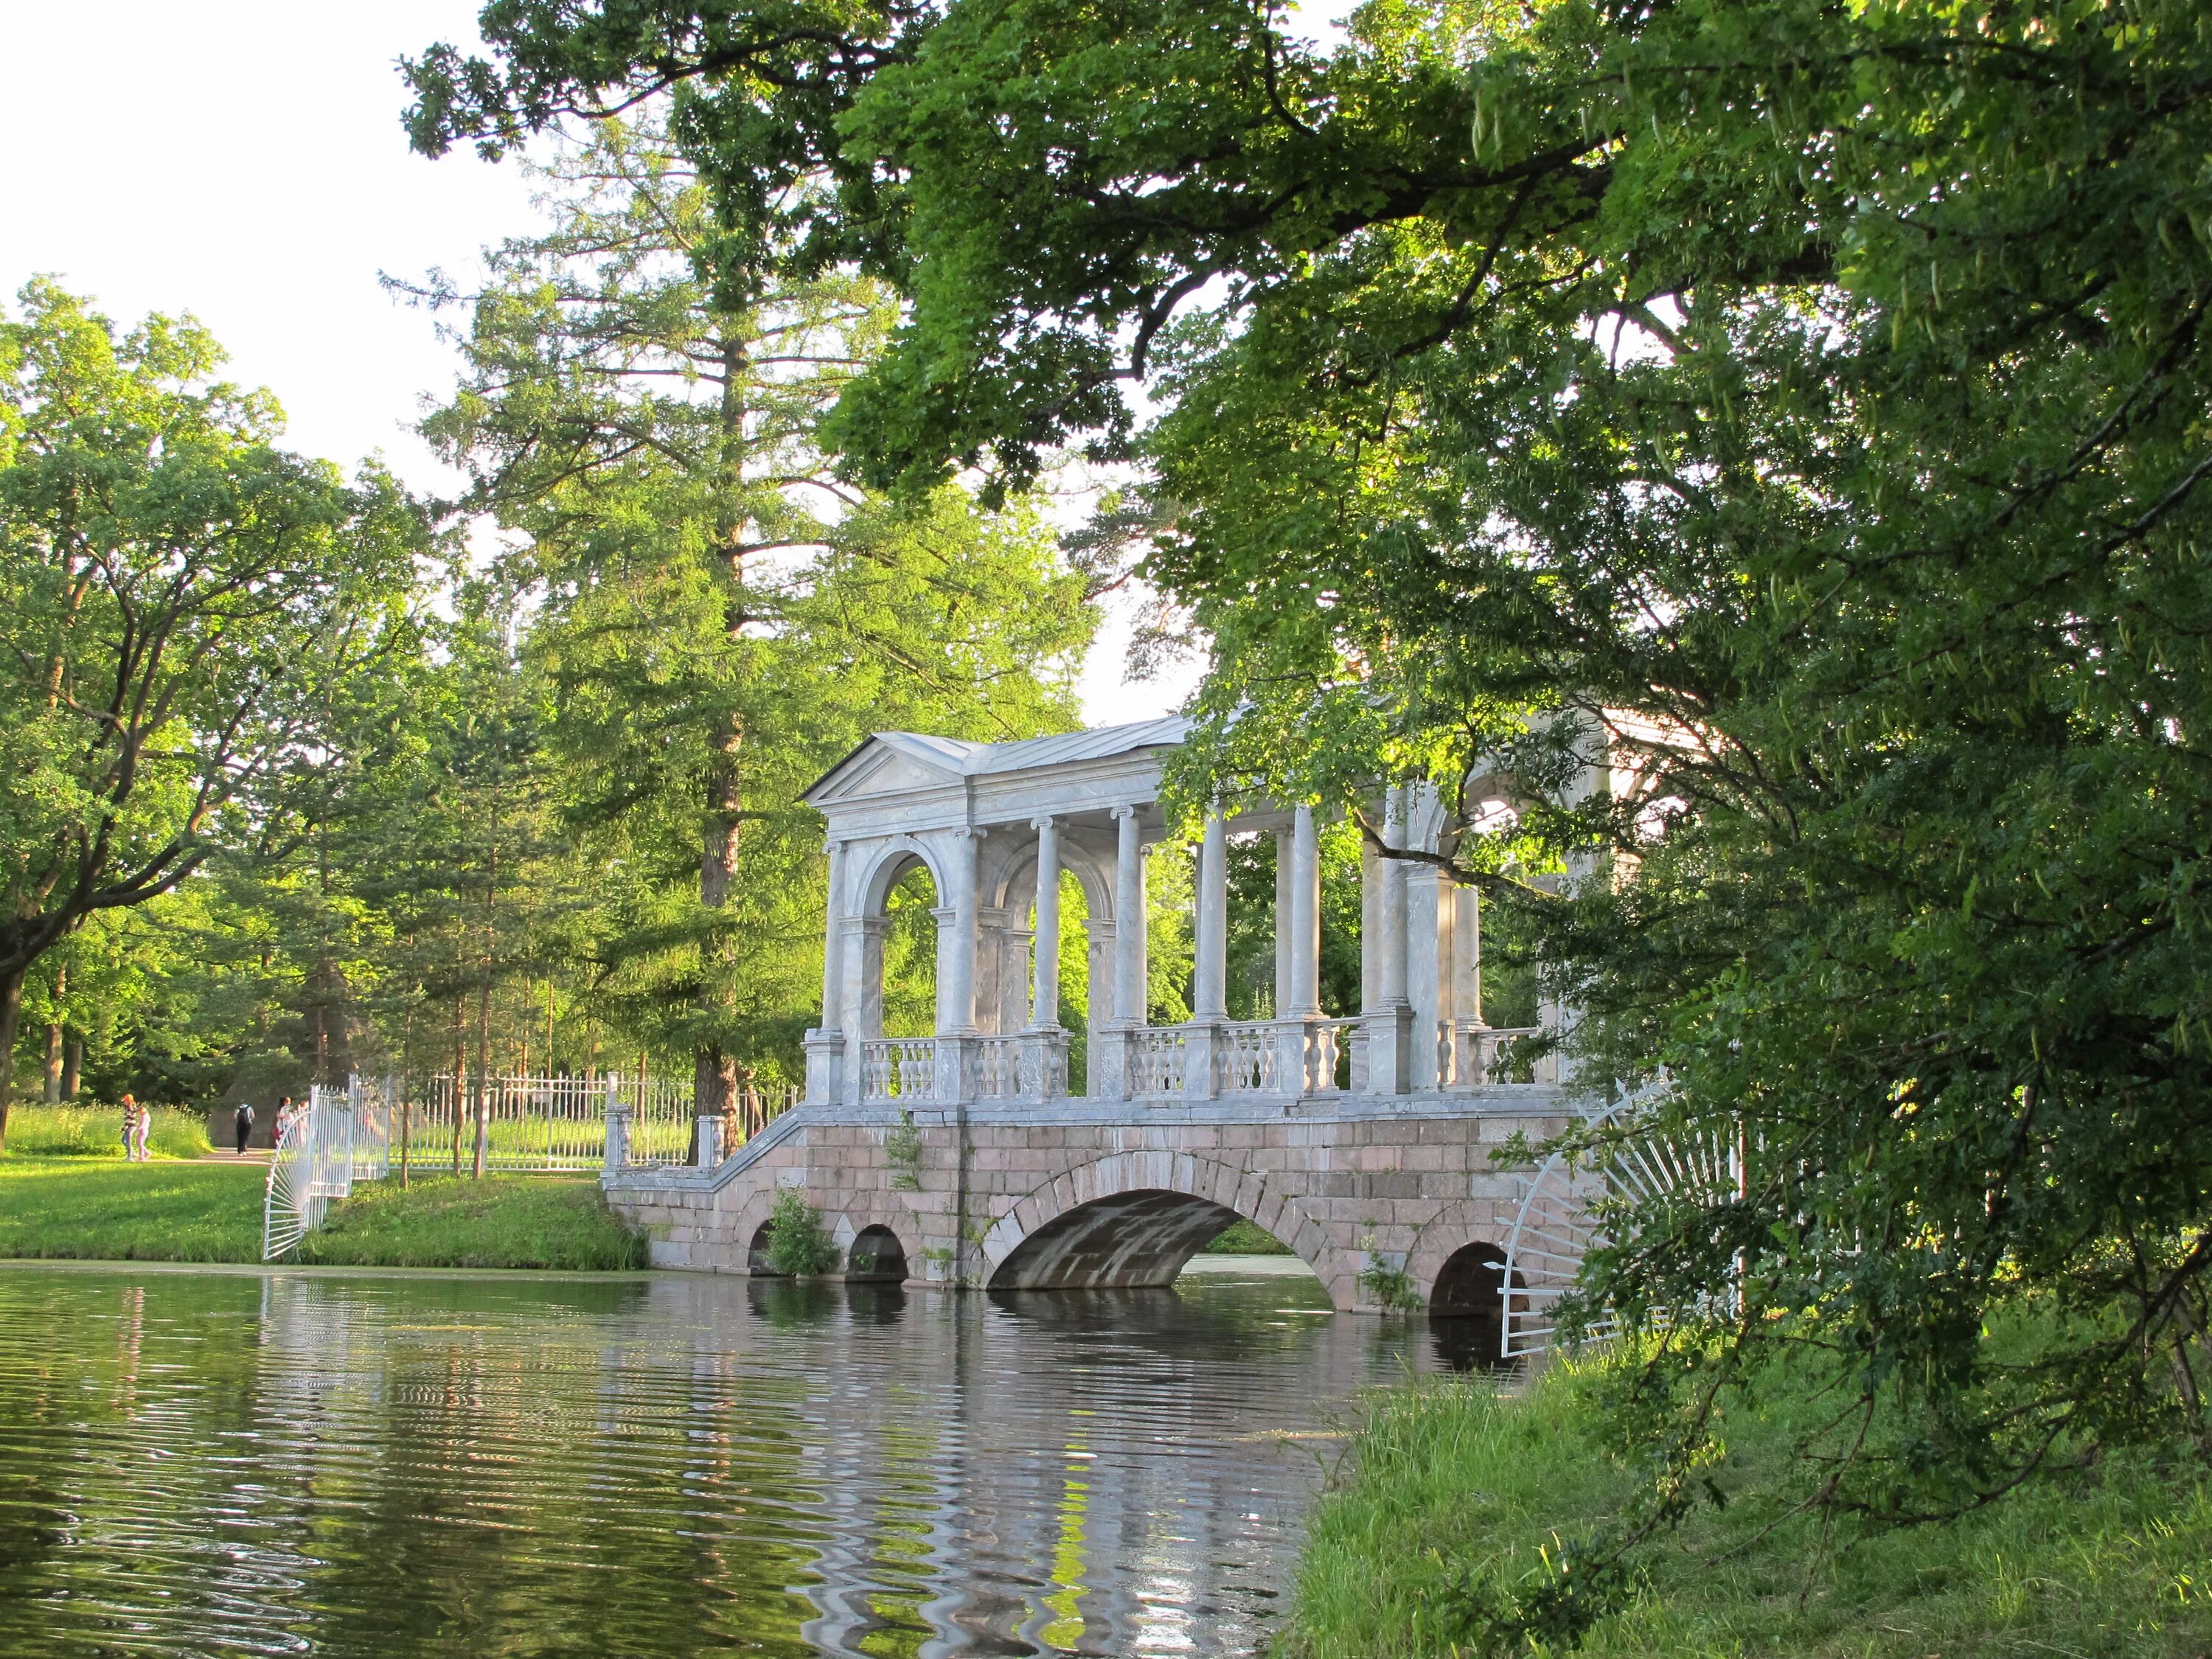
[
  {"left": 120, "top": 1096, "right": 137, "bottom": 1160},
  {"left": 128, "top": 1096, "right": 150, "bottom": 1162},
  {"left": 233, "top": 1099, "right": 255, "bottom": 1156}
]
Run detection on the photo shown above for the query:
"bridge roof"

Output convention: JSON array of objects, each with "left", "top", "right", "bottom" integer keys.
[{"left": 803, "top": 716, "right": 1189, "bottom": 804}]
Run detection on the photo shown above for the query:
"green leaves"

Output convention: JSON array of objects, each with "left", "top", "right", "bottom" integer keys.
[
  {"left": 0, "top": 280, "right": 427, "bottom": 1125},
  {"left": 803, "top": 0, "right": 2212, "bottom": 1529}
]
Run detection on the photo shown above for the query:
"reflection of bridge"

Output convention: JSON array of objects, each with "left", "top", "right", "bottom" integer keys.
[{"left": 603, "top": 719, "right": 1592, "bottom": 1318}]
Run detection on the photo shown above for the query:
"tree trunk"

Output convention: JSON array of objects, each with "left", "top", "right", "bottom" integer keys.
[
  {"left": 473, "top": 966, "right": 492, "bottom": 1180},
  {"left": 694, "top": 320, "right": 751, "bottom": 1130},
  {"left": 0, "top": 971, "right": 23, "bottom": 1149},
  {"left": 41, "top": 964, "right": 66, "bottom": 1104},
  {"left": 451, "top": 995, "right": 466, "bottom": 1177},
  {"left": 61, "top": 1037, "right": 81, "bottom": 1099},
  {"left": 313, "top": 985, "right": 330, "bottom": 1088}
]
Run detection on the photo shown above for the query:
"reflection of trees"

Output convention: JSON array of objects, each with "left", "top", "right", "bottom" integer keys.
[{"left": 0, "top": 1266, "right": 1414, "bottom": 1655}]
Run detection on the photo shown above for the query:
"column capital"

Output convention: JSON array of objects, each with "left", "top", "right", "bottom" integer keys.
[
  {"left": 949, "top": 824, "right": 988, "bottom": 842},
  {"left": 1109, "top": 801, "right": 1142, "bottom": 821},
  {"left": 1030, "top": 813, "right": 1060, "bottom": 832}
]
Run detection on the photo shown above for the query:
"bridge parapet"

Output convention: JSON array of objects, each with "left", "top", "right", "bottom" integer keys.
[{"left": 603, "top": 1082, "right": 1579, "bottom": 1315}]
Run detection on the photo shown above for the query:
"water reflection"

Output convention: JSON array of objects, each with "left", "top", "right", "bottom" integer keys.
[{"left": 0, "top": 1263, "right": 1440, "bottom": 1657}]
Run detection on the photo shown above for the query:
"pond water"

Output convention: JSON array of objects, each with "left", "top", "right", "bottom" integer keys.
[{"left": 0, "top": 1260, "right": 1476, "bottom": 1657}]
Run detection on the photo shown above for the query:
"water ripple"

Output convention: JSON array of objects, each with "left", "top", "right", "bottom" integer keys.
[{"left": 0, "top": 1265, "right": 1433, "bottom": 1656}]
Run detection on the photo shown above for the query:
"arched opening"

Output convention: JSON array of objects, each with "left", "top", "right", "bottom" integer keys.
[
  {"left": 846, "top": 1224, "right": 908, "bottom": 1283},
  {"left": 1428, "top": 1241, "right": 1520, "bottom": 1372},
  {"left": 747, "top": 1221, "right": 784, "bottom": 1277},
  {"left": 991, "top": 1189, "right": 1314, "bottom": 1291},
  {"left": 1459, "top": 796, "right": 1536, "bottom": 1034},
  {"left": 877, "top": 860, "right": 939, "bottom": 1038}
]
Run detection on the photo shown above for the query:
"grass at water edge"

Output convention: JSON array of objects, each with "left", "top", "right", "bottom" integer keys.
[
  {"left": 1281, "top": 1352, "right": 2212, "bottom": 1658},
  {"left": 0, "top": 1158, "right": 646, "bottom": 1270},
  {"left": 295, "top": 1174, "right": 648, "bottom": 1270}
]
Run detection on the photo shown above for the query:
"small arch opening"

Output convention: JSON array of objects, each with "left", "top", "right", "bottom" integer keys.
[
  {"left": 1429, "top": 1241, "right": 1519, "bottom": 1373},
  {"left": 847, "top": 1224, "right": 908, "bottom": 1283},
  {"left": 992, "top": 1189, "right": 1326, "bottom": 1293},
  {"left": 747, "top": 1221, "right": 785, "bottom": 1277}
]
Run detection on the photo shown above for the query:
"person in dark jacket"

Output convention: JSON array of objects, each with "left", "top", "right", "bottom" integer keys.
[{"left": 233, "top": 1100, "right": 255, "bottom": 1155}]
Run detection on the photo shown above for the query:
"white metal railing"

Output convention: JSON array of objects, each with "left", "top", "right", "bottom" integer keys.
[
  {"left": 403, "top": 1072, "right": 698, "bottom": 1171},
  {"left": 1130, "top": 1027, "right": 1187, "bottom": 1093},
  {"left": 860, "top": 1038, "right": 938, "bottom": 1102},
  {"left": 262, "top": 1079, "right": 377, "bottom": 1261},
  {"left": 1451, "top": 1023, "right": 1549, "bottom": 1086},
  {"left": 1214, "top": 1020, "right": 1280, "bottom": 1095}
]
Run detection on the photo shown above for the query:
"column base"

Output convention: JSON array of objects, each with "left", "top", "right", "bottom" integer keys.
[
  {"left": 803, "top": 1028, "right": 844, "bottom": 1107},
  {"left": 1362, "top": 1006, "right": 1413, "bottom": 1095},
  {"left": 1182, "top": 1020, "right": 1223, "bottom": 1101}
]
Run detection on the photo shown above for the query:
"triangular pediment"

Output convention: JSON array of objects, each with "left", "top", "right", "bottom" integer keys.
[{"left": 803, "top": 735, "right": 972, "bottom": 805}]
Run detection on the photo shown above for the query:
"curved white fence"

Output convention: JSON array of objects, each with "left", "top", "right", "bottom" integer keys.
[{"left": 262, "top": 1078, "right": 386, "bottom": 1262}]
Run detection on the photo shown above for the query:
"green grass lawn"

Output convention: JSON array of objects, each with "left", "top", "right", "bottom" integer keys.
[
  {"left": 0, "top": 1155, "right": 645, "bottom": 1270},
  {"left": 5, "top": 1103, "right": 212, "bottom": 1160},
  {"left": 294, "top": 1175, "right": 647, "bottom": 1270},
  {"left": 0, "top": 1155, "right": 265, "bottom": 1262},
  {"left": 1284, "top": 1352, "right": 2212, "bottom": 1658}
]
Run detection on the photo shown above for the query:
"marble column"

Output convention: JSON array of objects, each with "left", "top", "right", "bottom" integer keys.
[
  {"left": 1030, "top": 815, "right": 1060, "bottom": 1029},
  {"left": 1289, "top": 804, "right": 1321, "bottom": 1016},
  {"left": 841, "top": 914, "right": 885, "bottom": 1105},
  {"left": 937, "top": 829, "right": 984, "bottom": 1036},
  {"left": 1192, "top": 812, "right": 1229, "bottom": 1022},
  {"left": 1273, "top": 827, "right": 1295, "bottom": 1019},
  {"left": 1406, "top": 863, "right": 1447, "bottom": 1089},
  {"left": 818, "top": 840, "right": 845, "bottom": 1029},
  {"left": 936, "top": 828, "right": 985, "bottom": 1103},
  {"left": 974, "top": 905, "right": 1009, "bottom": 1034},
  {"left": 1111, "top": 805, "right": 1147, "bottom": 1026},
  {"left": 1379, "top": 787, "right": 1408, "bottom": 1009},
  {"left": 805, "top": 840, "right": 849, "bottom": 1104},
  {"left": 1363, "top": 786, "right": 1413, "bottom": 1093},
  {"left": 1452, "top": 885, "right": 1482, "bottom": 1026},
  {"left": 1359, "top": 834, "right": 1381, "bottom": 1014}
]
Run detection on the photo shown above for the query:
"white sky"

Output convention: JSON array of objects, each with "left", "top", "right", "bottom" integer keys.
[{"left": 0, "top": 0, "right": 1355, "bottom": 726}]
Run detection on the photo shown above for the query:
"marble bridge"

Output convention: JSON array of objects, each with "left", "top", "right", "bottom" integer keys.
[{"left": 601, "top": 718, "right": 1595, "bottom": 1325}]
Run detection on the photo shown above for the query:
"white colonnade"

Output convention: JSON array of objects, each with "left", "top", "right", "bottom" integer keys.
[{"left": 800, "top": 721, "right": 1521, "bottom": 1107}]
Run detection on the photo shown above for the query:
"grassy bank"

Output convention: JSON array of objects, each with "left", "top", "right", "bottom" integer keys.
[
  {"left": 0, "top": 1157, "right": 644, "bottom": 1270},
  {"left": 0, "top": 1157, "right": 265, "bottom": 1261},
  {"left": 1285, "top": 1354, "right": 2212, "bottom": 1658},
  {"left": 295, "top": 1175, "right": 647, "bottom": 1270},
  {"left": 4, "top": 1103, "right": 211, "bottom": 1160}
]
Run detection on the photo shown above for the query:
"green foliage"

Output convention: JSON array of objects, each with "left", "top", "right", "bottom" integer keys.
[
  {"left": 762, "top": 1186, "right": 841, "bottom": 1276},
  {"left": 0, "top": 279, "right": 428, "bottom": 1135},
  {"left": 296, "top": 1175, "right": 648, "bottom": 1271},
  {"left": 800, "top": 0, "right": 2212, "bottom": 1535},
  {"left": 1359, "top": 1232, "right": 1423, "bottom": 1312},
  {"left": 1201, "top": 1218, "right": 1291, "bottom": 1255},
  {"left": 0, "top": 1158, "right": 265, "bottom": 1262},
  {"left": 1284, "top": 1354, "right": 2212, "bottom": 1658},
  {"left": 406, "top": 117, "right": 1095, "bottom": 1089},
  {"left": 884, "top": 1109, "right": 922, "bottom": 1191}
]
